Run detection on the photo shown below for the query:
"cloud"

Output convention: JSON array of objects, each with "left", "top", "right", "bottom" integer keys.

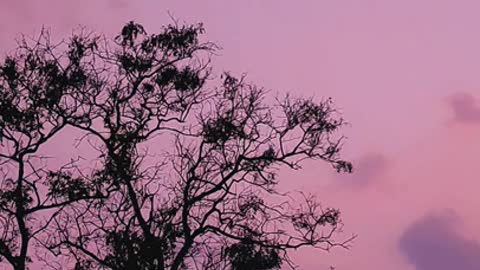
[
  {"left": 333, "top": 153, "right": 389, "bottom": 189},
  {"left": 107, "top": 0, "right": 129, "bottom": 10},
  {"left": 399, "top": 211, "right": 480, "bottom": 270},
  {"left": 447, "top": 92, "right": 480, "bottom": 124}
]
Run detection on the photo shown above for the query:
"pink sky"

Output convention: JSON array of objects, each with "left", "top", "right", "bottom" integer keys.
[{"left": 2, "top": 1, "right": 480, "bottom": 269}]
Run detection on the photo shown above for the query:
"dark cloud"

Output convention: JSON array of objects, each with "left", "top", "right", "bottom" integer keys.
[
  {"left": 399, "top": 211, "right": 480, "bottom": 270},
  {"left": 334, "top": 153, "right": 389, "bottom": 189},
  {"left": 447, "top": 92, "right": 480, "bottom": 124}
]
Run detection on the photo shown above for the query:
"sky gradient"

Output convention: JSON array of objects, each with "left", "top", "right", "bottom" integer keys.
[{"left": 1, "top": 1, "right": 480, "bottom": 269}]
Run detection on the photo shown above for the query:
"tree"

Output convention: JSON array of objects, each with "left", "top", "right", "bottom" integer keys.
[{"left": 0, "top": 21, "right": 354, "bottom": 270}]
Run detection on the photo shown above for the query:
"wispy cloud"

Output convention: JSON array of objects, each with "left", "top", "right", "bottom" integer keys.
[
  {"left": 333, "top": 153, "right": 389, "bottom": 189},
  {"left": 447, "top": 92, "right": 480, "bottom": 124}
]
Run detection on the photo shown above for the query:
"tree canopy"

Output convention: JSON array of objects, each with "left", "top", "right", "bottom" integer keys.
[{"left": 0, "top": 21, "right": 353, "bottom": 270}]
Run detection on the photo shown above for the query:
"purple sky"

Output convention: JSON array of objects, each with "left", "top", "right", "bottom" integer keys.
[{"left": 2, "top": 1, "right": 480, "bottom": 269}]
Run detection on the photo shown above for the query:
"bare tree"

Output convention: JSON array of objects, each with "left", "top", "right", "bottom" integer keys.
[{"left": 0, "top": 21, "right": 354, "bottom": 270}]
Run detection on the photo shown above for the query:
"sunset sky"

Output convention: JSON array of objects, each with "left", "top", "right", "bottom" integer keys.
[{"left": 2, "top": 1, "right": 480, "bottom": 269}]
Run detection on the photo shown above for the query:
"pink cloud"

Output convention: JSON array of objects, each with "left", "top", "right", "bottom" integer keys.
[
  {"left": 333, "top": 152, "right": 389, "bottom": 189},
  {"left": 447, "top": 92, "right": 480, "bottom": 124}
]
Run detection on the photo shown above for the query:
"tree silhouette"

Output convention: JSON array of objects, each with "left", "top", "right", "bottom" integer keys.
[{"left": 0, "top": 21, "right": 354, "bottom": 270}]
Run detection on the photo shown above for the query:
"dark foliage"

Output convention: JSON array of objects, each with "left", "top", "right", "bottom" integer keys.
[{"left": 0, "top": 21, "right": 354, "bottom": 270}]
